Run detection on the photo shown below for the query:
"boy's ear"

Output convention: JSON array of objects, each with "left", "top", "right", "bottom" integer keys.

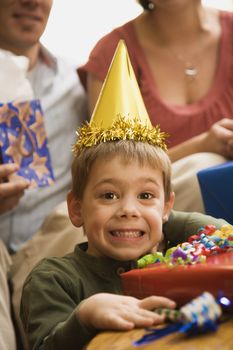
[
  {"left": 67, "top": 191, "right": 83, "bottom": 227},
  {"left": 163, "top": 191, "right": 175, "bottom": 223}
]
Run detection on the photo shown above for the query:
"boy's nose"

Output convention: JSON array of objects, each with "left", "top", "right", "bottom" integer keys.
[{"left": 117, "top": 199, "right": 140, "bottom": 218}]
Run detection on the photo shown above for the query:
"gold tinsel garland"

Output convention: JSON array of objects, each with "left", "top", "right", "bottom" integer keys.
[{"left": 72, "top": 116, "right": 168, "bottom": 155}]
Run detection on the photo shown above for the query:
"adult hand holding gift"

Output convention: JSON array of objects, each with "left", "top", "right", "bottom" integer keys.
[
  {"left": 0, "top": 50, "right": 54, "bottom": 214},
  {"left": 0, "top": 162, "right": 29, "bottom": 215}
]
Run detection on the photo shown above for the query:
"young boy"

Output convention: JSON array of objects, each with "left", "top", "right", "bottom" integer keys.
[{"left": 20, "top": 41, "right": 227, "bottom": 350}]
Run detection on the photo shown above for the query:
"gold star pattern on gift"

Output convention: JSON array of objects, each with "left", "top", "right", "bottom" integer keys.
[
  {"left": 0, "top": 104, "right": 17, "bottom": 126},
  {"left": 5, "top": 132, "right": 27, "bottom": 165},
  {"left": 29, "top": 109, "right": 46, "bottom": 148},
  {"left": 16, "top": 101, "right": 32, "bottom": 125},
  {"left": 29, "top": 153, "right": 49, "bottom": 179}
]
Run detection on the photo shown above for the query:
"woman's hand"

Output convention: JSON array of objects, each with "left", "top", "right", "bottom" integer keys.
[
  {"left": 169, "top": 118, "right": 233, "bottom": 162},
  {"left": 76, "top": 293, "right": 176, "bottom": 331},
  {"left": 0, "top": 163, "right": 29, "bottom": 214},
  {"left": 201, "top": 118, "right": 233, "bottom": 158}
]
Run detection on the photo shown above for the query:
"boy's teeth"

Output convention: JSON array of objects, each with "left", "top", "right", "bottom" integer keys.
[{"left": 111, "top": 231, "right": 142, "bottom": 238}]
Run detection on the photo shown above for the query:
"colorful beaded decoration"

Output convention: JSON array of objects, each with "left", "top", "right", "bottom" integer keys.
[
  {"left": 137, "top": 224, "right": 233, "bottom": 269},
  {"left": 134, "top": 292, "right": 228, "bottom": 346}
]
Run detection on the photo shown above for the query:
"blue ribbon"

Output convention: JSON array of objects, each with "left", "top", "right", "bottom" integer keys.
[
  {"left": 133, "top": 323, "right": 182, "bottom": 346},
  {"left": 133, "top": 320, "right": 219, "bottom": 346}
]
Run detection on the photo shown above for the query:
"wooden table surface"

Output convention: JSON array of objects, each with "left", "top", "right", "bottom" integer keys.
[{"left": 86, "top": 317, "right": 233, "bottom": 350}]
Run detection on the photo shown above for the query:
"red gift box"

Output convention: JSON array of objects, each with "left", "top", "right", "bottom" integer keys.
[{"left": 121, "top": 252, "right": 233, "bottom": 308}]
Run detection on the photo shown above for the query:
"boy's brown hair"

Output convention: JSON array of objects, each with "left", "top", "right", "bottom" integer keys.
[{"left": 71, "top": 140, "right": 172, "bottom": 201}]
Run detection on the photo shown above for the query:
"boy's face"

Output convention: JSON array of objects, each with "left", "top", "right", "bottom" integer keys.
[{"left": 68, "top": 156, "right": 174, "bottom": 261}]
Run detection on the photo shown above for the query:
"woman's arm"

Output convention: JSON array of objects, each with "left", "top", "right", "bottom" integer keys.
[{"left": 168, "top": 118, "right": 233, "bottom": 162}]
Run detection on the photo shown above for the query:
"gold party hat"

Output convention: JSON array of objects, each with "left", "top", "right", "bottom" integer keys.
[{"left": 73, "top": 40, "right": 167, "bottom": 155}]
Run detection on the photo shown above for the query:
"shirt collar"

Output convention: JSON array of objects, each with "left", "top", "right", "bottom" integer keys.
[
  {"left": 74, "top": 242, "right": 137, "bottom": 275},
  {"left": 38, "top": 43, "right": 58, "bottom": 72}
]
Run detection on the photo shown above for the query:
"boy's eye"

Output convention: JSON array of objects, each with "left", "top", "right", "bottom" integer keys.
[
  {"left": 139, "top": 192, "right": 153, "bottom": 200},
  {"left": 102, "top": 192, "right": 118, "bottom": 200}
]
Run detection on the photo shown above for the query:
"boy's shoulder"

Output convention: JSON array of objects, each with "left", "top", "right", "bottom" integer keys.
[
  {"left": 24, "top": 251, "right": 79, "bottom": 286},
  {"left": 164, "top": 210, "right": 228, "bottom": 247}
]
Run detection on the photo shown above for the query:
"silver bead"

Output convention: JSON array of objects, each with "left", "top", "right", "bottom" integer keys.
[{"left": 148, "top": 2, "right": 155, "bottom": 10}]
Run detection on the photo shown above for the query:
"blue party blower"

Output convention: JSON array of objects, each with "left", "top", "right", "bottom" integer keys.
[{"left": 197, "top": 161, "right": 233, "bottom": 224}]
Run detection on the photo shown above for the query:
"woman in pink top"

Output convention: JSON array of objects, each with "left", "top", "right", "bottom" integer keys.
[{"left": 78, "top": 0, "right": 233, "bottom": 212}]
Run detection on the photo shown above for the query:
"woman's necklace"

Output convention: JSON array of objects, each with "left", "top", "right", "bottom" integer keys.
[
  {"left": 145, "top": 13, "right": 202, "bottom": 82},
  {"left": 171, "top": 51, "right": 199, "bottom": 82}
]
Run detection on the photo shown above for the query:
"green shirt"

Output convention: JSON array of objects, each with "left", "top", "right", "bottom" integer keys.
[{"left": 20, "top": 211, "right": 227, "bottom": 350}]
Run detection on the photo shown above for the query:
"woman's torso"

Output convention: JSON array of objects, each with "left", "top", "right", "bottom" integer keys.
[{"left": 78, "top": 10, "right": 233, "bottom": 148}]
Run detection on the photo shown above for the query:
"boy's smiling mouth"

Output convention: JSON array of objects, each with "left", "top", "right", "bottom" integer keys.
[{"left": 110, "top": 230, "right": 144, "bottom": 238}]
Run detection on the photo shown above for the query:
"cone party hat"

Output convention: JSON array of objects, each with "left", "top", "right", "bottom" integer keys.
[{"left": 73, "top": 40, "right": 167, "bottom": 155}]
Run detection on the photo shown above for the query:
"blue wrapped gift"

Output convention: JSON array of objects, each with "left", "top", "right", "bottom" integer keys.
[
  {"left": 0, "top": 99, "right": 55, "bottom": 187},
  {"left": 197, "top": 161, "right": 233, "bottom": 224}
]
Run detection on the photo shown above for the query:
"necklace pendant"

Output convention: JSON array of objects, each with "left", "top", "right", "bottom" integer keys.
[{"left": 185, "top": 66, "right": 198, "bottom": 79}]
